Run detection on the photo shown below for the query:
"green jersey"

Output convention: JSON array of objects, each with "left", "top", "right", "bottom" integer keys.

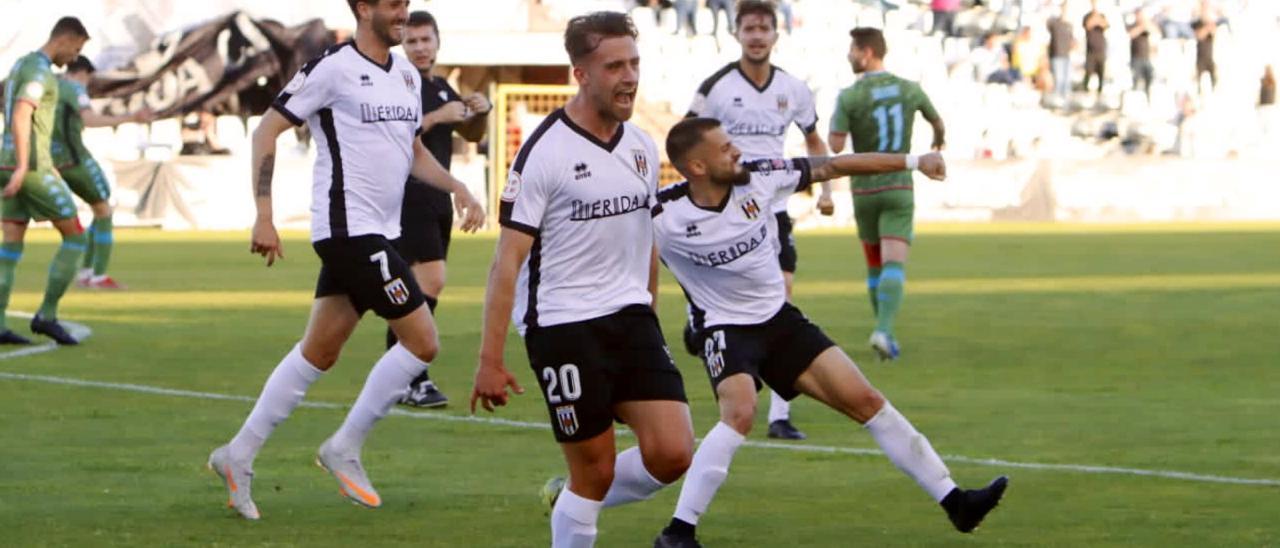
[
  {"left": 830, "top": 72, "right": 938, "bottom": 194},
  {"left": 51, "top": 78, "right": 92, "bottom": 167},
  {"left": 2, "top": 51, "right": 59, "bottom": 171}
]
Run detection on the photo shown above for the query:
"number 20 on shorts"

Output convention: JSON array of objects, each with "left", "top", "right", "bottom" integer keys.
[{"left": 542, "top": 364, "right": 582, "bottom": 404}]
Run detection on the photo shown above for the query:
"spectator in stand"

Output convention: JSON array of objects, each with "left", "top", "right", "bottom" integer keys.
[
  {"left": 1192, "top": 0, "right": 1217, "bottom": 94},
  {"left": 1081, "top": 0, "right": 1109, "bottom": 100},
  {"left": 972, "top": 32, "right": 1016, "bottom": 85},
  {"left": 1046, "top": 3, "right": 1074, "bottom": 104},
  {"left": 1262, "top": 65, "right": 1276, "bottom": 107},
  {"left": 1010, "top": 26, "right": 1040, "bottom": 83},
  {"left": 1157, "top": 4, "right": 1194, "bottom": 40},
  {"left": 1128, "top": 6, "right": 1159, "bottom": 100},
  {"left": 673, "top": 0, "right": 697, "bottom": 37},
  {"left": 779, "top": 0, "right": 794, "bottom": 35},
  {"left": 708, "top": 0, "right": 736, "bottom": 36},
  {"left": 931, "top": 0, "right": 961, "bottom": 37}
]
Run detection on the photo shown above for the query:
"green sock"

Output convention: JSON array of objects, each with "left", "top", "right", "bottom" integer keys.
[
  {"left": 81, "top": 224, "right": 96, "bottom": 270},
  {"left": 875, "top": 262, "right": 905, "bottom": 335},
  {"left": 866, "top": 267, "right": 881, "bottom": 316},
  {"left": 90, "top": 217, "right": 114, "bottom": 276},
  {"left": 0, "top": 242, "right": 23, "bottom": 331},
  {"left": 38, "top": 233, "right": 87, "bottom": 319}
]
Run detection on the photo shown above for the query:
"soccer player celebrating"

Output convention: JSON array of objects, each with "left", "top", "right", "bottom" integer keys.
[
  {"left": 828, "top": 27, "right": 945, "bottom": 361},
  {"left": 206, "top": 0, "right": 484, "bottom": 520},
  {"left": 0, "top": 17, "right": 91, "bottom": 346},
  {"left": 652, "top": 117, "right": 1006, "bottom": 547},
  {"left": 685, "top": 0, "right": 831, "bottom": 440},
  {"left": 471, "top": 12, "right": 694, "bottom": 548},
  {"left": 53, "top": 56, "right": 146, "bottom": 290},
  {"left": 389, "top": 9, "right": 492, "bottom": 408}
]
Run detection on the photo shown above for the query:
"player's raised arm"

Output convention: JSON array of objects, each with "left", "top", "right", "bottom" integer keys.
[
  {"left": 472, "top": 227, "right": 531, "bottom": 412},
  {"left": 248, "top": 109, "right": 293, "bottom": 266},
  {"left": 808, "top": 151, "right": 946, "bottom": 183},
  {"left": 409, "top": 138, "right": 485, "bottom": 232}
]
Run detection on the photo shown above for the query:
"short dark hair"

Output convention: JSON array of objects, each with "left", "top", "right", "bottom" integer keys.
[
  {"left": 408, "top": 10, "right": 438, "bottom": 34},
  {"left": 564, "top": 11, "right": 638, "bottom": 64},
  {"left": 666, "top": 117, "right": 723, "bottom": 167},
  {"left": 735, "top": 0, "right": 778, "bottom": 30},
  {"left": 66, "top": 55, "right": 95, "bottom": 74},
  {"left": 50, "top": 16, "right": 89, "bottom": 40},
  {"left": 347, "top": 0, "right": 378, "bottom": 18},
  {"left": 850, "top": 27, "right": 887, "bottom": 59}
]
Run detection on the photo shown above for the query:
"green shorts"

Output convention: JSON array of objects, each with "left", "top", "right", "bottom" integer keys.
[
  {"left": 0, "top": 168, "right": 79, "bottom": 222},
  {"left": 61, "top": 157, "right": 111, "bottom": 204},
  {"left": 853, "top": 188, "right": 914, "bottom": 244}
]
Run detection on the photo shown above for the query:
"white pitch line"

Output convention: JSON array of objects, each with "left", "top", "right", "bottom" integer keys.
[
  {"left": 2, "top": 371, "right": 1279, "bottom": 488},
  {"left": 0, "top": 311, "right": 92, "bottom": 360}
]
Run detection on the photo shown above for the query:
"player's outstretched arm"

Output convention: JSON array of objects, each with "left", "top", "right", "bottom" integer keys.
[
  {"left": 248, "top": 110, "right": 293, "bottom": 266},
  {"left": 410, "top": 139, "right": 485, "bottom": 232},
  {"left": 3, "top": 101, "right": 36, "bottom": 198},
  {"left": 471, "top": 228, "right": 531, "bottom": 413},
  {"left": 804, "top": 130, "right": 835, "bottom": 215},
  {"left": 808, "top": 151, "right": 947, "bottom": 183}
]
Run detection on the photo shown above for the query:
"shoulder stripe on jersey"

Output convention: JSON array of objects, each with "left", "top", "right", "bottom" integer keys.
[
  {"left": 273, "top": 42, "right": 350, "bottom": 118},
  {"left": 511, "top": 109, "right": 561, "bottom": 174},
  {"left": 696, "top": 62, "right": 738, "bottom": 96},
  {"left": 498, "top": 202, "right": 538, "bottom": 236},
  {"left": 794, "top": 158, "right": 814, "bottom": 192},
  {"left": 656, "top": 181, "right": 689, "bottom": 204},
  {"left": 318, "top": 108, "right": 348, "bottom": 238},
  {"left": 523, "top": 235, "right": 543, "bottom": 329}
]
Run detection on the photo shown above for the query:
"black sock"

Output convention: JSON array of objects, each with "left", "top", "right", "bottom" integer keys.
[
  {"left": 664, "top": 518, "right": 696, "bottom": 537},
  {"left": 425, "top": 294, "right": 438, "bottom": 314}
]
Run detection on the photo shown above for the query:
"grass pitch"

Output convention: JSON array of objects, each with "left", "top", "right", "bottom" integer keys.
[{"left": 2, "top": 224, "right": 1278, "bottom": 546}]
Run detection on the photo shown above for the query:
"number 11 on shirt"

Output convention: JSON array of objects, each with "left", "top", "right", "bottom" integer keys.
[{"left": 872, "top": 103, "right": 903, "bottom": 152}]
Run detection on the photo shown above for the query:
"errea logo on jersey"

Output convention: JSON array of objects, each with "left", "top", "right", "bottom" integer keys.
[
  {"left": 359, "top": 74, "right": 372, "bottom": 87},
  {"left": 573, "top": 162, "right": 592, "bottom": 181},
  {"left": 685, "top": 223, "right": 701, "bottom": 238}
]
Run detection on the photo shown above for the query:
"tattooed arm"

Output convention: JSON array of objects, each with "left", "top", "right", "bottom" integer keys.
[
  {"left": 249, "top": 110, "right": 295, "bottom": 266},
  {"left": 806, "top": 151, "right": 947, "bottom": 184}
]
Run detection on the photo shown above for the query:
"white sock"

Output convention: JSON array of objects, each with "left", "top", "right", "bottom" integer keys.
[
  {"left": 329, "top": 343, "right": 428, "bottom": 451},
  {"left": 602, "top": 446, "right": 668, "bottom": 508},
  {"left": 674, "top": 421, "right": 745, "bottom": 525},
  {"left": 551, "top": 488, "right": 603, "bottom": 548},
  {"left": 768, "top": 390, "right": 791, "bottom": 423},
  {"left": 227, "top": 344, "right": 324, "bottom": 462},
  {"left": 865, "top": 401, "right": 958, "bottom": 502}
]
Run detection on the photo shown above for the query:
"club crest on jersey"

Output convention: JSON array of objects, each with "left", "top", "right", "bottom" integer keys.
[
  {"left": 739, "top": 197, "right": 762, "bottom": 220},
  {"left": 502, "top": 172, "right": 522, "bottom": 202},
  {"left": 632, "top": 149, "right": 649, "bottom": 178},
  {"left": 384, "top": 278, "right": 410, "bottom": 305},
  {"left": 555, "top": 405, "right": 579, "bottom": 436},
  {"left": 402, "top": 70, "right": 416, "bottom": 92},
  {"left": 776, "top": 94, "right": 789, "bottom": 112}
]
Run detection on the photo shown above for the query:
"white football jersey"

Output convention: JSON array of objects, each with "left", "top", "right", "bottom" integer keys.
[
  {"left": 273, "top": 42, "right": 422, "bottom": 242},
  {"left": 653, "top": 158, "right": 814, "bottom": 328},
  {"left": 499, "top": 109, "right": 661, "bottom": 335},
  {"left": 687, "top": 62, "right": 817, "bottom": 213}
]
